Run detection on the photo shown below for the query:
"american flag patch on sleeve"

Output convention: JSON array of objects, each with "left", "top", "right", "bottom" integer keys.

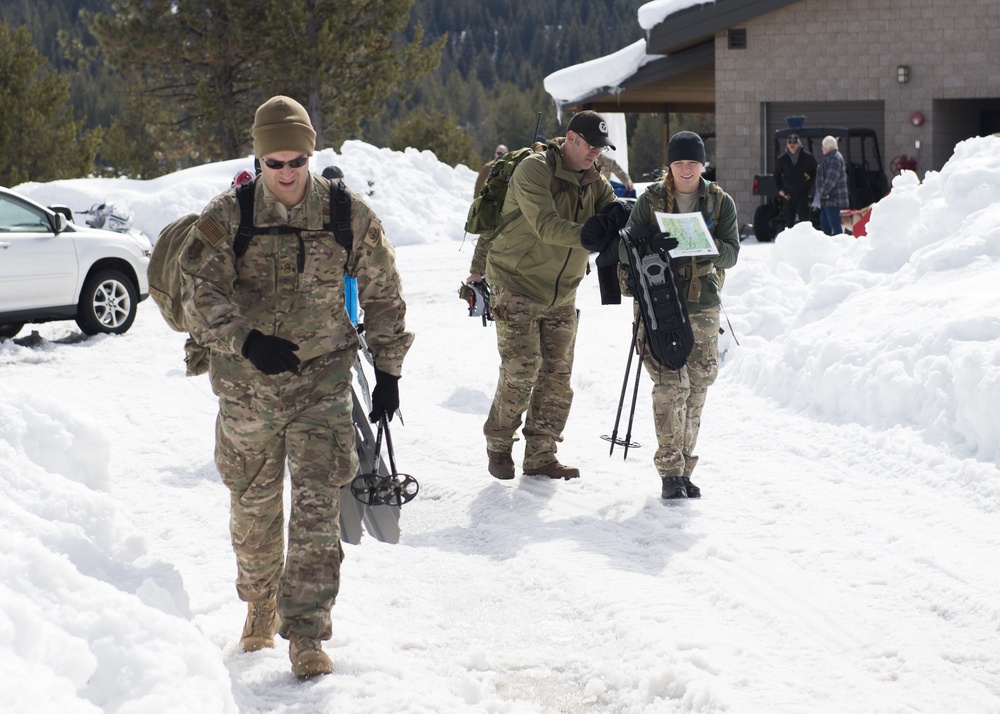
[{"left": 197, "top": 216, "right": 227, "bottom": 247}]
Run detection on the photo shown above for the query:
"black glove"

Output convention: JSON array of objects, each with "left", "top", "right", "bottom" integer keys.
[
  {"left": 599, "top": 200, "right": 632, "bottom": 229},
  {"left": 369, "top": 367, "right": 400, "bottom": 423},
  {"left": 582, "top": 201, "right": 633, "bottom": 252},
  {"left": 242, "top": 329, "right": 300, "bottom": 375},
  {"left": 619, "top": 225, "right": 679, "bottom": 254},
  {"left": 581, "top": 213, "right": 612, "bottom": 252}
]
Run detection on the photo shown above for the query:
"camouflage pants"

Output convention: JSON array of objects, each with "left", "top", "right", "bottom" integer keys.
[
  {"left": 214, "top": 350, "right": 356, "bottom": 640},
  {"left": 642, "top": 309, "right": 720, "bottom": 478},
  {"left": 484, "top": 285, "right": 579, "bottom": 470}
]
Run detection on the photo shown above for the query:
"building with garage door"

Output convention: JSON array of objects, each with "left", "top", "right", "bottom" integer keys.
[{"left": 548, "top": 0, "right": 1000, "bottom": 221}]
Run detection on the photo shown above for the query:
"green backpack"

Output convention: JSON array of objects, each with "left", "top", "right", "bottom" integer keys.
[
  {"left": 465, "top": 147, "right": 550, "bottom": 238},
  {"left": 147, "top": 213, "right": 200, "bottom": 334},
  {"left": 146, "top": 213, "right": 210, "bottom": 376}
]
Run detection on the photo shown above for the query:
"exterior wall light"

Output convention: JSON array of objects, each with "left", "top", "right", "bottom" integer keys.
[{"left": 897, "top": 65, "right": 910, "bottom": 84}]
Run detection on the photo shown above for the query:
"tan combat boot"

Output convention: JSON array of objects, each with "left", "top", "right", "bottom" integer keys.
[
  {"left": 523, "top": 461, "right": 580, "bottom": 480},
  {"left": 240, "top": 598, "right": 279, "bottom": 652},
  {"left": 487, "top": 450, "right": 515, "bottom": 480},
  {"left": 289, "top": 635, "right": 334, "bottom": 680}
]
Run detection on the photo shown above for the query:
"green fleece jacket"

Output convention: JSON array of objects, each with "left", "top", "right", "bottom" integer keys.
[{"left": 485, "top": 138, "right": 616, "bottom": 307}]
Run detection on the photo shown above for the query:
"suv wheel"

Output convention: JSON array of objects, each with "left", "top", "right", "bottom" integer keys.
[
  {"left": 75, "top": 269, "right": 138, "bottom": 335},
  {"left": 0, "top": 322, "right": 24, "bottom": 339}
]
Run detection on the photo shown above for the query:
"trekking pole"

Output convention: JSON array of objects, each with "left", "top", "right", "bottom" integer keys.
[
  {"left": 603, "top": 315, "right": 641, "bottom": 456},
  {"left": 375, "top": 417, "right": 419, "bottom": 506},
  {"left": 351, "top": 417, "right": 419, "bottom": 506},
  {"left": 531, "top": 112, "right": 542, "bottom": 146},
  {"left": 621, "top": 336, "right": 647, "bottom": 461}
]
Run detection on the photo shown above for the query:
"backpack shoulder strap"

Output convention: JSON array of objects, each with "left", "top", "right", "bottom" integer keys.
[
  {"left": 234, "top": 176, "right": 353, "bottom": 259},
  {"left": 234, "top": 179, "right": 256, "bottom": 258},
  {"left": 704, "top": 180, "right": 723, "bottom": 230},
  {"left": 545, "top": 148, "right": 566, "bottom": 197},
  {"left": 496, "top": 150, "right": 561, "bottom": 239},
  {"left": 329, "top": 178, "right": 352, "bottom": 254}
]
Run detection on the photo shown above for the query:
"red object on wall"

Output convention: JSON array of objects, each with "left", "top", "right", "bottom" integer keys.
[
  {"left": 910, "top": 111, "right": 925, "bottom": 127},
  {"left": 890, "top": 155, "right": 918, "bottom": 174}
]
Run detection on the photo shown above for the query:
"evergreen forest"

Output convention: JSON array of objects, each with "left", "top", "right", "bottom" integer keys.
[{"left": 1, "top": 0, "right": 708, "bottom": 184}]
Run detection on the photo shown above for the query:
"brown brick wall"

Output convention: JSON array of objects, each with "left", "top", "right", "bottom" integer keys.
[{"left": 713, "top": 0, "right": 1000, "bottom": 220}]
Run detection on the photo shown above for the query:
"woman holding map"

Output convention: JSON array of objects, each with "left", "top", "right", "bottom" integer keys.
[{"left": 619, "top": 130, "right": 740, "bottom": 500}]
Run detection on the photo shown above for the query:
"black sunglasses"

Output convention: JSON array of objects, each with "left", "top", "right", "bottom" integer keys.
[{"left": 262, "top": 156, "right": 309, "bottom": 170}]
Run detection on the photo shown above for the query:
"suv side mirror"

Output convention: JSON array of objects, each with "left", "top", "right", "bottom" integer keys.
[
  {"left": 50, "top": 205, "right": 75, "bottom": 223},
  {"left": 52, "top": 212, "right": 68, "bottom": 234}
]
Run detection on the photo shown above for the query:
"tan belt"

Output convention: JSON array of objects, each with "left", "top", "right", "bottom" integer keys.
[{"left": 676, "top": 258, "right": 715, "bottom": 302}]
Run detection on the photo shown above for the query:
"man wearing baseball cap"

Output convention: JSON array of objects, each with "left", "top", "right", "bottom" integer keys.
[
  {"left": 481, "top": 109, "right": 617, "bottom": 482},
  {"left": 566, "top": 109, "right": 617, "bottom": 151},
  {"left": 774, "top": 133, "right": 817, "bottom": 230},
  {"left": 178, "top": 95, "right": 412, "bottom": 680}
]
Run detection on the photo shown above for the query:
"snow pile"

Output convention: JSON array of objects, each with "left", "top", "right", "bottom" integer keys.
[
  {"left": 724, "top": 135, "right": 1000, "bottom": 465},
  {"left": 16, "top": 141, "right": 475, "bottom": 250},
  {"left": 0, "top": 395, "right": 236, "bottom": 713}
]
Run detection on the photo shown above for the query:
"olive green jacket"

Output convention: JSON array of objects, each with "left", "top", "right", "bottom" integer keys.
[
  {"left": 624, "top": 178, "right": 740, "bottom": 313},
  {"left": 485, "top": 138, "right": 616, "bottom": 307}
]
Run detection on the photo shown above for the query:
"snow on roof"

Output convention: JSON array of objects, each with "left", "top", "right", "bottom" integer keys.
[
  {"left": 542, "top": 39, "right": 654, "bottom": 107},
  {"left": 638, "top": 0, "right": 715, "bottom": 30},
  {"left": 544, "top": 1, "right": 713, "bottom": 107}
]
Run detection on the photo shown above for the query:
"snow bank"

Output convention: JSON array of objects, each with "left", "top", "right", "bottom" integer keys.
[
  {"left": 724, "top": 135, "right": 1000, "bottom": 465},
  {"left": 0, "top": 395, "right": 237, "bottom": 713}
]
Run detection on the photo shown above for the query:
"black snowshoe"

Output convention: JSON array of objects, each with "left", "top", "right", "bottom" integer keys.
[{"left": 619, "top": 226, "right": 694, "bottom": 370}]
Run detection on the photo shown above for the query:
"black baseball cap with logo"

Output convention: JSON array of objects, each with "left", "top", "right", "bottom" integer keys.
[{"left": 566, "top": 110, "right": 616, "bottom": 151}]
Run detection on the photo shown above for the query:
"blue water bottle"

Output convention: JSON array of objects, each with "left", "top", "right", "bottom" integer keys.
[{"left": 344, "top": 276, "right": 359, "bottom": 326}]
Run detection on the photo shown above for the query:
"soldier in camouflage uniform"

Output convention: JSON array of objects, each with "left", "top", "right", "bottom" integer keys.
[
  {"left": 596, "top": 154, "right": 634, "bottom": 195},
  {"left": 178, "top": 96, "right": 412, "bottom": 679},
  {"left": 622, "top": 131, "right": 740, "bottom": 499},
  {"left": 482, "top": 110, "right": 617, "bottom": 481}
]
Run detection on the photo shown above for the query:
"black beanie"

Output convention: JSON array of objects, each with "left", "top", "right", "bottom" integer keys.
[{"left": 667, "top": 131, "right": 706, "bottom": 165}]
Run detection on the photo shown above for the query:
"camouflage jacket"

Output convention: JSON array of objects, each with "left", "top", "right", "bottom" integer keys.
[
  {"left": 485, "top": 137, "right": 616, "bottom": 308},
  {"left": 596, "top": 155, "right": 632, "bottom": 187},
  {"left": 178, "top": 173, "right": 413, "bottom": 390}
]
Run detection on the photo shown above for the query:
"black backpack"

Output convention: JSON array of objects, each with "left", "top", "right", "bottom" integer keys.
[{"left": 234, "top": 177, "right": 352, "bottom": 257}]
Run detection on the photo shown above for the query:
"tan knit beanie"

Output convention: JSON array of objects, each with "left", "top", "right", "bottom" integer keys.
[{"left": 252, "top": 96, "right": 316, "bottom": 158}]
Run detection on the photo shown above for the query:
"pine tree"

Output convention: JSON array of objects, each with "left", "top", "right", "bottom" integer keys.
[
  {"left": 242, "top": 0, "right": 444, "bottom": 151},
  {"left": 388, "top": 107, "right": 476, "bottom": 167},
  {"left": 0, "top": 22, "right": 99, "bottom": 185},
  {"left": 81, "top": 0, "right": 261, "bottom": 162},
  {"left": 82, "top": 0, "right": 443, "bottom": 159}
]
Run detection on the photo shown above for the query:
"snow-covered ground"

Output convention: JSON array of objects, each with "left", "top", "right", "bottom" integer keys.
[{"left": 4, "top": 136, "right": 1000, "bottom": 713}]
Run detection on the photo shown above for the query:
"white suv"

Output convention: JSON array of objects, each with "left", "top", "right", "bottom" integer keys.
[{"left": 0, "top": 186, "right": 150, "bottom": 339}]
